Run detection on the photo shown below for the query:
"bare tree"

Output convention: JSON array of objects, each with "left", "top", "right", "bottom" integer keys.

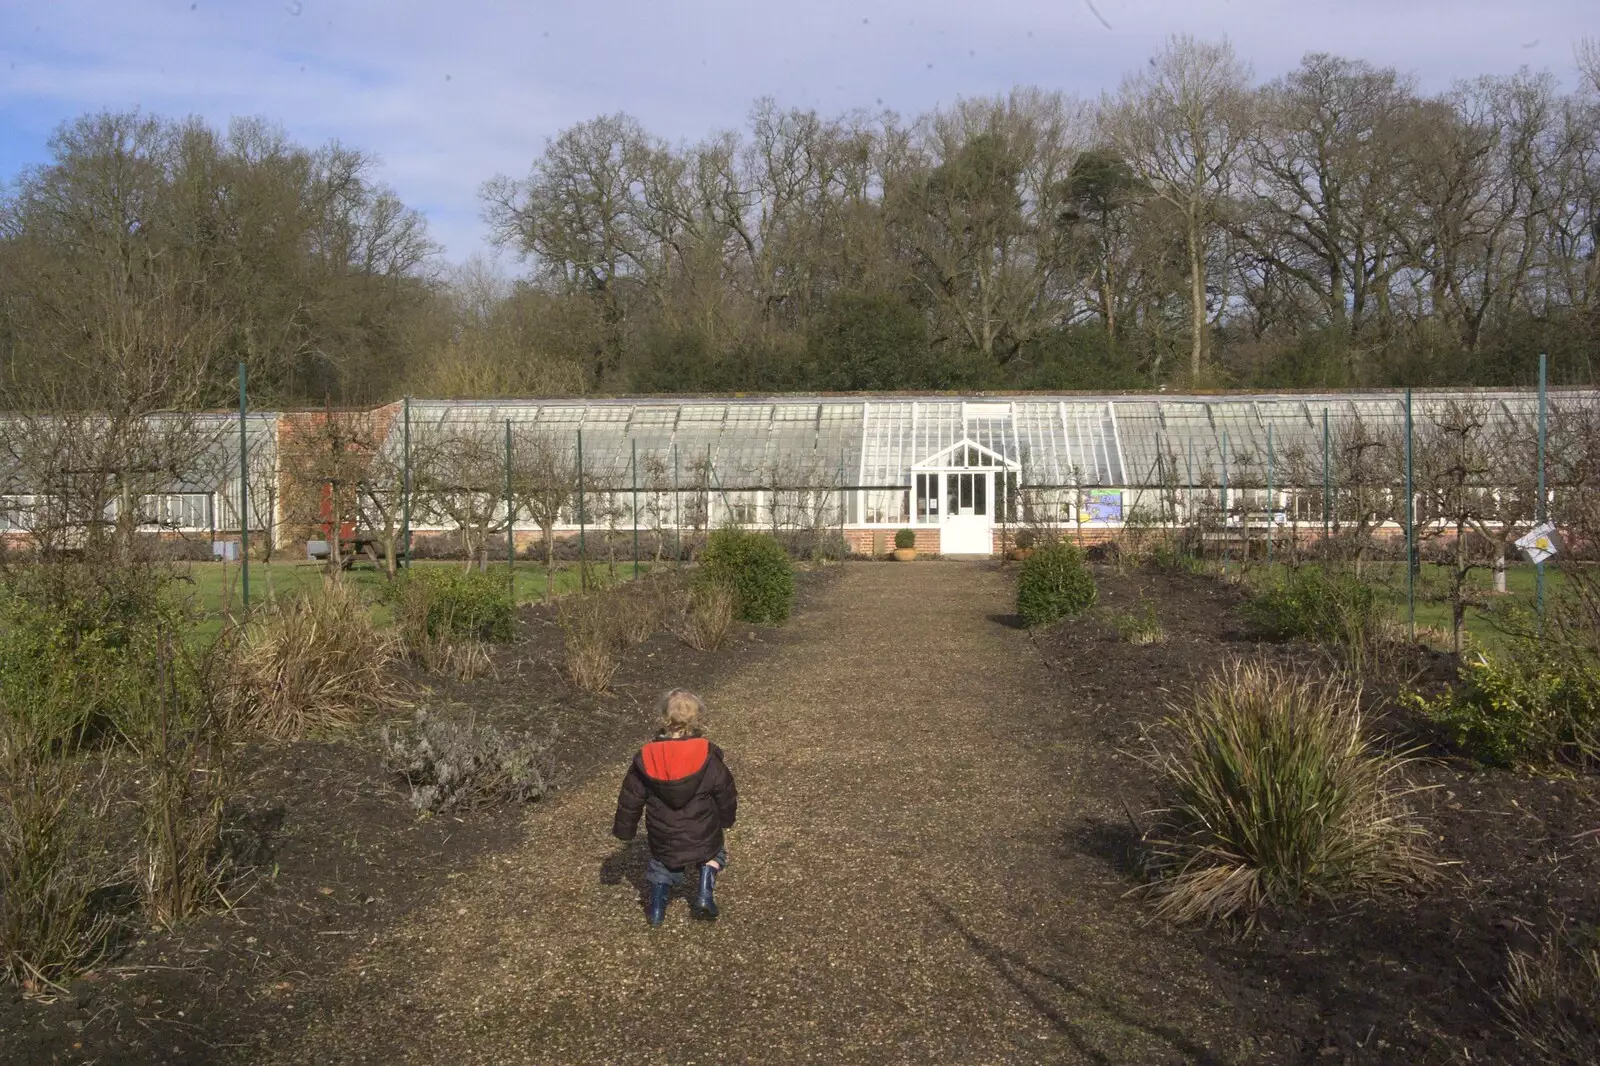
[
  {"left": 1103, "top": 35, "right": 1254, "bottom": 379},
  {"left": 508, "top": 427, "right": 581, "bottom": 594}
]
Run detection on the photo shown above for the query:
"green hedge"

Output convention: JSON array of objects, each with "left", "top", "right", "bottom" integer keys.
[
  {"left": 1016, "top": 540, "right": 1097, "bottom": 626},
  {"left": 698, "top": 529, "right": 795, "bottom": 624},
  {"left": 1405, "top": 642, "right": 1600, "bottom": 770},
  {"left": 389, "top": 567, "right": 514, "bottom": 643},
  {"left": 894, "top": 528, "right": 917, "bottom": 550},
  {"left": 1242, "top": 568, "right": 1383, "bottom": 647}
]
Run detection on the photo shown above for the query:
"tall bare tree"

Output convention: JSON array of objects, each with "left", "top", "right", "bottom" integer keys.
[{"left": 1103, "top": 35, "right": 1254, "bottom": 379}]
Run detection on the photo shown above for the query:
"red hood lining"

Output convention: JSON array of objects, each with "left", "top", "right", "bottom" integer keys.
[{"left": 640, "top": 738, "right": 708, "bottom": 783}]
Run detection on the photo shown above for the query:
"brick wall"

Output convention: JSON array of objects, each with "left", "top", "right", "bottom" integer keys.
[{"left": 843, "top": 527, "right": 941, "bottom": 557}]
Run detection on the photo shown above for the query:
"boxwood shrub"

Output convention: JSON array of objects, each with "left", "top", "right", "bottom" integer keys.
[
  {"left": 389, "top": 567, "right": 515, "bottom": 643},
  {"left": 698, "top": 528, "right": 795, "bottom": 624},
  {"left": 1016, "top": 540, "right": 1097, "bottom": 626}
]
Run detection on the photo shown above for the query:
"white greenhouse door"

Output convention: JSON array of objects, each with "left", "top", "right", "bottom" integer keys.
[{"left": 940, "top": 471, "right": 993, "bottom": 555}]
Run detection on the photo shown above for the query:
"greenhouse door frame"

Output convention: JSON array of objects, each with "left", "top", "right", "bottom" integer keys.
[{"left": 911, "top": 439, "right": 1018, "bottom": 557}]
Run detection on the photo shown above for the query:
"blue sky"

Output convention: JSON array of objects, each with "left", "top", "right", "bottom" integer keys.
[{"left": 3, "top": 0, "right": 1596, "bottom": 264}]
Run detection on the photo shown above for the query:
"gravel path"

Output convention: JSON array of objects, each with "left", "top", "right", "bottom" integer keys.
[{"left": 270, "top": 563, "right": 1238, "bottom": 1065}]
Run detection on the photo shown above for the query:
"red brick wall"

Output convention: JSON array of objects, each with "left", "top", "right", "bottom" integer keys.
[{"left": 843, "top": 527, "right": 940, "bottom": 557}]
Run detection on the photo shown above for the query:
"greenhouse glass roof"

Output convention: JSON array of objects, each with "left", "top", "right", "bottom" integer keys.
[{"left": 388, "top": 391, "right": 1592, "bottom": 489}]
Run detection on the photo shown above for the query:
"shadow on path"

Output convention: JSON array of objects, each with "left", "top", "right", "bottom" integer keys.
[{"left": 925, "top": 892, "right": 1232, "bottom": 1066}]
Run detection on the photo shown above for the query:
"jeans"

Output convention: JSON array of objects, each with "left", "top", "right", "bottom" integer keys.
[{"left": 646, "top": 849, "right": 728, "bottom": 887}]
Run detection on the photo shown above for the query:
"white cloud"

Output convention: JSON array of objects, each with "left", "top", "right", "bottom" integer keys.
[{"left": 2, "top": 0, "right": 1596, "bottom": 260}]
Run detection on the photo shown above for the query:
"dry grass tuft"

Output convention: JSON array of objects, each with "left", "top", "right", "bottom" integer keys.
[
  {"left": 221, "top": 578, "right": 406, "bottom": 739},
  {"left": 1499, "top": 924, "right": 1600, "bottom": 1064},
  {"left": 1142, "top": 658, "right": 1434, "bottom": 924},
  {"left": 1113, "top": 599, "right": 1166, "bottom": 645},
  {"left": 407, "top": 634, "right": 495, "bottom": 682}
]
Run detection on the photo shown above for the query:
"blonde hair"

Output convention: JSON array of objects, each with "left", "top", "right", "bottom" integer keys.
[{"left": 658, "top": 689, "right": 706, "bottom": 737}]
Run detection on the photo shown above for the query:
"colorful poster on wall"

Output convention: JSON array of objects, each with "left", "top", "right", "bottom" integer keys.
[{"left": 1086, "top": 490, "right": 1123, "bottom": 523}]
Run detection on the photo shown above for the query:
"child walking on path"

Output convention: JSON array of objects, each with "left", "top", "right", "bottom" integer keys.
[{"left": 612, "top": 689, "right": 738, "bottom": 926}]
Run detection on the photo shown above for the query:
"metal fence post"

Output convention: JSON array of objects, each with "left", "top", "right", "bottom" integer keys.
[
  {"left": 1221, "top": 429, "right": 1230, "bottom": 573},
  {"left": 1405, "top": 388, "right": 1416, "bottom": 642},
  {"left": 838, "top": 448, "right": 846, "bottom": 553},
  {"left": 1538, "top": 352, "right": 1548, "bottom": 628},
  {"left": 1322, "top": 407, "right": 1331, "bottom": 541},
  {"left": 238, "top": 362, "right": 250, "bottom": 612},
  {"left": 577, "top": 428, "right": 587, "bottom": 590},
  {"left": 672, "top": 442, "right": 681, "bottom": 566},
  {"left": 401, "top": 396, "right": 412, "bottom": 568},
  {"left": 505, "top": 419, "right": 515, "bottom": 597},
  {"left": 631, "top": 439, "right": 640, "bottom": 581},
  {"left": 1185, "top": 436, "right": 1194, "bottom": 529},
  {"left": 1266, "top": 423, "right": 1275, "bottom": 566}
]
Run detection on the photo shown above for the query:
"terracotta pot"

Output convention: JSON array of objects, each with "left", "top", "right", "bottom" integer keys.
[
  {"left": 892, "top": 547, "right": 917, "bottom": 561},
  {"left": 1009, "top": 547, "right": 1033, "bottom": 561}
]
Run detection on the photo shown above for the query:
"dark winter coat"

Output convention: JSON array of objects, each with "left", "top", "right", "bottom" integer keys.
[{"left": 612, "top": 735, "right": 738, "bottom": 869}]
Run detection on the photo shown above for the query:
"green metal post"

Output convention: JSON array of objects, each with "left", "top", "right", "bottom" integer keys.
[
  {"left": 672, "top": 443, "right": 681, "bottom": 565},
  {"left": 505, "top": 420, "right": 515, "bottom": 597},
  {"left": 1322, "top": 407, "right": 1331, "bottom": 541},
  {"left": 1538, "top": 352, "right": 1548, "bottom": 627},
  {"left": 238, "top": 362, "right": 250, "bottom": 612},
  {"left": 1185, "top": 436, "right": 1194, "bottom": 527},
  {"left": 838, "top": 449, "right": 846, "bottom": 551},
  {"left": 1405, "top": 388, "right": 1416, "bottom": 642},
  {"left": 1266, "top": 424, "right": 1275, "bottom": 566},
  {"left": 401, "top": 396, "right": 412, "bottom": 568},
  {"left": 1221, "top": 429, "right": 1230, "bottom": 573},
  {"left": 577, "top": 429, "right": 587, "bottom": 590},
  {"left": 631, "top": 439, "right": 640, "bottom": 581}
]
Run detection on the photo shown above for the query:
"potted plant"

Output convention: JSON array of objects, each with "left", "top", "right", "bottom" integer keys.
[
  {"left": 1009, "top": 528, "right": 1036, "bottom": 561},
  {"left": 892, "top": 528, "right": 918, "bottom": 561}
]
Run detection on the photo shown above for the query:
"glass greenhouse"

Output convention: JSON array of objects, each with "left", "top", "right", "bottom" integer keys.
[{"left": 2, "top": 391, "right": 1591, "bottom": 555}]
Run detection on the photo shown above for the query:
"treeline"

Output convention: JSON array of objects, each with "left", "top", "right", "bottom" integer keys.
[{"left": 3, "top": 36, "right": 1599, "bottom": 410}]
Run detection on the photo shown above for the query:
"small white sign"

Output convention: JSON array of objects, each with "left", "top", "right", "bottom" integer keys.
[{"left": 1515, "top": 522, "right": 1562, "bottom": 565}]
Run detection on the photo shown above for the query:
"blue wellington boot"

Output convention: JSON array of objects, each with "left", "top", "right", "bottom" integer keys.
[
  {"left": 692, "top": 864, "right": 719, "bottom": 920},
  {"left": 646, "top": 882, "right": 669, "bottom": 927}
]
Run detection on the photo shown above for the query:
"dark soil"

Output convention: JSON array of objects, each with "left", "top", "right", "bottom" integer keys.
[
  {"left": 0, "top": 566, "right": 839, "bottom": 1065},
  {"left": 1038, "top": 564, "right": 1600, "bottom": 1065}
]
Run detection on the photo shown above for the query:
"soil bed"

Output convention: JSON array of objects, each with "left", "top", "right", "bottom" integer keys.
[
  {"left": 1033, "top": 563, "right": 1600, "bottom": 1065},
  {"left": 0, "top": 567, "right": 838, "bottom": 1065}
]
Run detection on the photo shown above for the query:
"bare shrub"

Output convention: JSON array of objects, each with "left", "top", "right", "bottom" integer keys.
[
  {"left": 135, "top": 659, "right": 230, "bottom": 928},
  {"left": 221, "top": 578, "right": 405, "bottom": 739},
  {"left": 1142, "top": 659, "right": 1433, "bottom": 924},
  {"left": 558, "top": 593, "right": 621, "bottom": 693},
  {"left": 674, "top": 581, "right": 736, "bottom": 652},
  {"left": 1498, "top": 924, "right": 1600, "bottom": 1064},
  {"left": 381, "top": 708, "right": 555, "bottom": 815},
  {"left": 0, "top": 732, "right": 120, "bottom": 993},
  {"left": 612, "top": 576, "right": 677, "bottom": 645}
]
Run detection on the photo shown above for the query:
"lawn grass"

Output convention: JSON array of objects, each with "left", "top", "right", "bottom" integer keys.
[
  {"left": 1235, "top": 559, "right": 1569, "bottom": 657},
  {"left": 171, "top": 559, "right": 657, "bottom": 643}
]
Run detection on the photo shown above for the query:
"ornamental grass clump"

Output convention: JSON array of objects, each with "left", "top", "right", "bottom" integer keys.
[
  {"left": 222, "top": 578, "right": 405, "bottom": 739},
  {"left": 1143, "top": 659, "right": 1433, "bottom": 924}
]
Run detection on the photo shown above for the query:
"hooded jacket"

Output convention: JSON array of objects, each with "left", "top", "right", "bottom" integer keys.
[{"left": 612, "top": 735, "right": 737, "bottom": 869}]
